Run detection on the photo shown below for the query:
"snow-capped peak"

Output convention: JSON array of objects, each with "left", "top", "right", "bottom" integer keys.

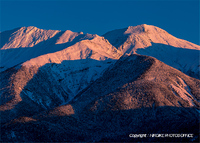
[
  {"left": 125, "top": 24, "right": 148, "bottom": 34},
  {"left": 103, "top": 24, "right": 199, "bottom": 50},
  {"left": 1, "top": 26, "right": 60, "bottom": 49},
  {"left": 125, "top": 24, "right": 168, "bottom": 34}
]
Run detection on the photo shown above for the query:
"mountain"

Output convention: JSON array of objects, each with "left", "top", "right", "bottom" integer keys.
[
  {"left": 103, "top": 24, "right": 200, "bottom": 78},
  {"left": 70, "top": 54, "right": 199, "bottom": 113},
  {"left": 103, "top": 24, "right": 199, "bottom": 52},
  {"left": 0, "top": 26, "right": 121, "bottom": 71},
  {"left": 1, "top": 54, "right": 199, "bottom": 142},
  {"left": 0, "top": 26, "right": 122, "bottom": 122},
  {"left": 0, "top": 24, "right": 199, "bottom": 142}
]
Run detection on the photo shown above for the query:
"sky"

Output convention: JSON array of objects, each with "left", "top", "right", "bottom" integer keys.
[{"left": 0, "top": 0, "right": 199, "bottom": 45}]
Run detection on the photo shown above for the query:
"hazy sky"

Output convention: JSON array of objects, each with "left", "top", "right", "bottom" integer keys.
[{"left": 1, "top": 0, "right": 199, "bottom": 45}]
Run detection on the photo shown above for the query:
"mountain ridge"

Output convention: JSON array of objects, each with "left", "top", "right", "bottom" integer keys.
[
  {"left": 1, "top": 23, "right": 200, "bottom": 141},
  {"left": 1, "top": 24, "right": 199, "bottom": 76},
  {"left": 1, "top": 24, "right": 199, "bottom": 115}
]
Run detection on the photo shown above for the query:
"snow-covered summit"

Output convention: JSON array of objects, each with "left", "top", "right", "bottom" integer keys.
[
  {"left": 0, "top": 26, "right": 122, "bottom": 71},
  {"left": 103, "top": 24, "right": 200, "bottom": 78},
  {"left": 1, "top": 26, "right": 60, "bottom": 49},
  {"left": 103, "top": 24, "right": 200, "bottom": 53},
  {"left": 125, "top": 24, "right": 151, "bottom": 34}
]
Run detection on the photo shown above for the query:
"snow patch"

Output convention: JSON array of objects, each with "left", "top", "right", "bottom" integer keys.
[
  {"left": 48, "top": 59, "right": 114, "bottom": 98},
  {"left": 170, "top": 77, "right": 197, "bottom": 107}
]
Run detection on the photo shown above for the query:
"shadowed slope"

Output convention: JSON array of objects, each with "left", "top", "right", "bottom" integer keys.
[
  {"left": 0, "top": 27, "right": 21, "bottom": 48},
  {"left": 69, "top": 54, "right": 199, "bottom": 116},
  {"left": 0, "top": 59, "right": 117, "bottom": 123},
  {"left": 136, "top": 43, "right": 200, "bottom": 79}
]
